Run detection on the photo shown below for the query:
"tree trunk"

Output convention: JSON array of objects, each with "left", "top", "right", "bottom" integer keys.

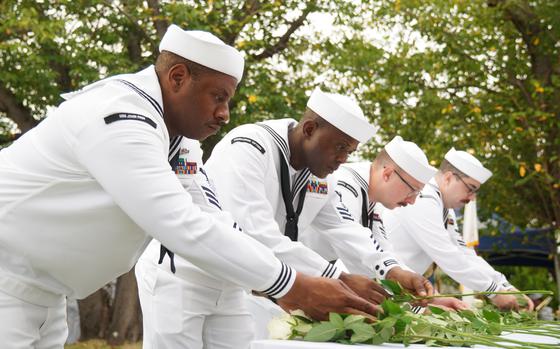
[
  {"left": 0, "top": 83, "right": 39, "bottom": 133},
  {"left": 78, "top": 288, "right": 112, "bottom": 340},
  {"left": 105, "top": 268, "right": 143, "bottom": 345}
]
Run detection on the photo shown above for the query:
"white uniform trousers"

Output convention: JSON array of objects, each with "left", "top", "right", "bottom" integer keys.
[
  {"left": 136, "top": 259, "right": 253, "bottom": 349},
  {"left": 244, "top": 294, "right": 286, "bottom": 340},
  {"left": 0, "top": 290, "right": 68, "bottom": 349}
]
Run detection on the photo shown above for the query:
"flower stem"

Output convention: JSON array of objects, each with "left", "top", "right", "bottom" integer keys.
[{"left": 411, "top": 290, "right": 554, "bottom": 301}]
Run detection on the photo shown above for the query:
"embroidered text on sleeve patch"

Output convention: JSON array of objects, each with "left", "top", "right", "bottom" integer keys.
[
  {"left": 104, "top": 113, "right": 157, "bottom": 129},
  {"left": 231, "top": 137, "right": 265, "bottom": 154},
  {"left": 337, "top": 180, "right": 358, "bottom": 197}
]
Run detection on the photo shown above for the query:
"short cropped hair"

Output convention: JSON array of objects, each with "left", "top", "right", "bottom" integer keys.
[
  {"left": 155, "top": 51, "right": 216, "bottom": 80},
  {"left": 439, "top": 159, "right": 468, "bottom": 177},
  {"left": 299, "top": 108, "right": 331, "bottom": 129},
  {"left": 373, "top": 148, "right": 402, "bottom": 171}
]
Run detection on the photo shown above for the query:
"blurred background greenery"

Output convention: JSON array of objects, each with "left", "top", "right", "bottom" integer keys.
[{"left": 1, "top": 0, "right": 558, "bottom": 345}]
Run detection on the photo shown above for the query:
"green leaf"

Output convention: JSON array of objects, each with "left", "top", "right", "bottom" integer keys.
[
  {"left": 394, "top": 318, "right": 408, "bottom": 334},
  {"left": 380, "top": 317, "right": 397, "bottom": 329},
  {"left": 482, "top": 309, "right": 501, "bottom": 323},
  {"left": 471, "top": 318, "right": 488, "bottom": 330},
  {"left": 381, "top": 279, "right": 403, "bottom": 295},
  {"left": 448, "top": 311, "right": 465, "bottom": 323},
  {"left": 329, "top": 312, "right": 344, "bottom": 329},
  {"left": 410, "top": 322, "right": 432, "bottom": 338},
  {"left": 333, "top": 328, "right": 346, "bottom": 341},
  {"left": 487, "top": 323, "right": 502, "bottom": 336},
  {"left": 458, "top": 309, "right": 477, "bottom": 321},
  {"left": 370, "top": 334, "right": 387, "bottom": 345},
  {"left": 379, "top": 326, "right": 393, "bottom": 341},
  {"left": 303, "top": 322, "right": 338, "bottom": 342},
  {"left": 343, "top": 314, "right": 366, "bottom": 327},
  {"left": 425, "top": 316, "right": 448, "bottom": 327},
  {"left": 428, "top": 305, "right": 446, "bottom": 315},
  {"left": 348, "top": 323, "right": 376, "bottom": 343},
  {"left": 381, "top": 299, "right": 404, "bottom": 316}
]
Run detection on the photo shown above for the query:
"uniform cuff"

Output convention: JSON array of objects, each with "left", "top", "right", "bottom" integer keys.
[
  {"left": 325, "top": 259, "right": 347, "bottom": 279},
  {"left": 484, "top": 280, "right": 500, "bottom": 298},
  {"left": 374, "top": 258, "right": 400, "bottom": 279},
  {"left": 261, "top": 262, "right": 296, "bottom": 299},
  {"left": 501, "top": 281, "right": 513, "bottom": 290},
  {"left": 321, "top": 260, "right": 343, "bottom": 279}
]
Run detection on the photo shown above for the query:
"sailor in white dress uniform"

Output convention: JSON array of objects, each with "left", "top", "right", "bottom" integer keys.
[
  {"left": 312, "top": 137, "right": 467, "bottom": 311},
  {"left": 205, "top": 89, "right": 432, "bottom": 338},
  {"left": 383, "top": 148, "right": 534, "bottom": 311},
  {"left": 0, "top": 24, "right": 377, "bottom": 349}
]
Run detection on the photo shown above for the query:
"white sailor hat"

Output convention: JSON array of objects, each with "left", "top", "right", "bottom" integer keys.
[
  {"left": 384, "top": 136, "right": 437, "bottom": 184},
  {"left": 306, "top": 88, "right": 376, "bottom": 143},
  {"left": 444, "top": 148, "right": 492, "bottom": 184},
  {"left": 159, "top": 24, "right": 244, "bottom": 81}
]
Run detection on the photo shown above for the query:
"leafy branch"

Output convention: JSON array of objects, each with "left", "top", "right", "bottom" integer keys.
[{"left": 271, "top": 279, "right": 558, "bottom": 348}]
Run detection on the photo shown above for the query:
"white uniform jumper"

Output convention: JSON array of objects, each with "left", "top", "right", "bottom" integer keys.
[
  {"left": 203, "top": 119, "right": 405, "bottom": 336},
  {"left": 317, "top": 163, "right": 411, "bottom": 272},
  {"left": 383, "top": 179, "right": 511, "bottom": 293},
  {"left": 0, "top": 67, "right": 294, "bottom": 348},
  {"left": 136, "top": 138, "right": 255, "bottom": 349},
  {"left": 207, "top": 119, "right": 403, "bottom": 280}
]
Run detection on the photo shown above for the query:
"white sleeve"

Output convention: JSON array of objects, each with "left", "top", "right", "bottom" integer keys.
[
  {"left": 74, "top": 116, "right": 295, "bottom": 298},
  {"left": 398, "top": 197, "right": 504, "bottom": 293},
  {"left": 448, "top": 211, "right": 512, "bottom": 291},
  {"left": 371, "top": 205, "right": 415, "bottom": 272},
  {"left": 206, "top": 132, "right": 340, "bottom": 278},
  {"left": 311, "top": 189, "right": 401, "bottom": 279}
]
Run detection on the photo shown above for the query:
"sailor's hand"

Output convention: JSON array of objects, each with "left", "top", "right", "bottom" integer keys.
[
  {"left": 338, "top": 272, "right": 388, "bottom": 304},
  {"left": 492, "top": 288, "right": 534, "bottom": 312},
  {"left": 386, "top": 267, "right": 433, "bottom": 306},
  {"left": 429, "top": 296, "right": 469, "bottom": 311},
  {"left": 492, "top": 294, "right": 519, "bottom": 311},
  {"left": 277, "top": 272, "right": 381, "bottom": 320}
]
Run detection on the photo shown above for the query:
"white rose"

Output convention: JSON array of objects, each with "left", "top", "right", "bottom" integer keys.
[
  {"left": 289, "top": 309, "right": 308, "bottom": 318},
  {"left": 268, "top": 313, "right": 293, "bottom": 340}
]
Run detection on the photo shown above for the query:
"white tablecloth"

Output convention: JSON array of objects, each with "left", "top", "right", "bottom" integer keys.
[{"left": 251, "top": 331, "right": 559, "bottom": 349}]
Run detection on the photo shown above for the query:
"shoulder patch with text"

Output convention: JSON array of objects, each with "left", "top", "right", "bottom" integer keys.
[
  {"left": 104, "top": 113, "right": 157, "bottom": 129},
  {"left": 337, "top": 180, "right": 358, "bottom": 197},
  {"left": 231, "top": 137, "right": 265, "bottom": 154}
]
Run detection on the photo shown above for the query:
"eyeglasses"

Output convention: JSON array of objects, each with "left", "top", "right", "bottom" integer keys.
[
  {"left": 453, "top": 173, "right": 479, "bottom": 194},
  {"left": 394, "top": 169, "right": 421, "bottom": 198}
]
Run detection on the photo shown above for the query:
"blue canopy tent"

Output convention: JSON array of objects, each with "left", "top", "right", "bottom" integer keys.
[
  {"left": 477, "top": 227, "right": 556, "bottom": 268},
  {"left": 475, "top": 219, "right": 560, "bottom": 303}
]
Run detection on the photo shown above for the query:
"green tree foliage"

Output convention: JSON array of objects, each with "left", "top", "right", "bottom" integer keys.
[
  {"left": 0, "top": 0, "right": 558, "bottom": 340},
  {"left": 0, "top": 0, "right": 361, "bottom": 343},
  {"left": 0, "top": 0, "right": 359, "bottom": 154},
  {"left": 1, "top": 1, "right": 557, "bottom": 228},
  {"left": 320, "top": 0, "right": 560, "bottom": 234}
]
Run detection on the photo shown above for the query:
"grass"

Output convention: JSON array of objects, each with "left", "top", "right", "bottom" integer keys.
[{"left": 65, "top": 340, "right": 141, "bottom": 349}]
